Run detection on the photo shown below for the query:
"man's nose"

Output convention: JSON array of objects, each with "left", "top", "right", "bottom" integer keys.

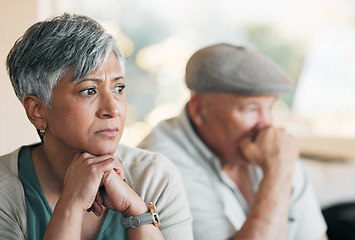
[{"left": 255, "top": 110, "right": 272, "bottom": 130}]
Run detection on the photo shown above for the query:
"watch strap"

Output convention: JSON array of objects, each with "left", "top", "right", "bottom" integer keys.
[
  {"left": 121, "top": 212, "right": 156, "bottom": 228},
  {"left": 121, "top": 202, "right": 160, "bottom": 228}
]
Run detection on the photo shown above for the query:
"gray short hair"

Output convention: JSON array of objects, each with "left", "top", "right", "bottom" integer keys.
[{"left": 6, "top": 13, "right": 125, "bottom": 108}]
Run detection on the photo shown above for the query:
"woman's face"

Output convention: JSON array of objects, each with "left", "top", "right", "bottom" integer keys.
[{"left": 43, "top": 52, "right": 127, "bottom": 156}]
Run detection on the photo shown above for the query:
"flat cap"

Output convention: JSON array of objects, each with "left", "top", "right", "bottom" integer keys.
[{"left": 185, "top": 43, "right": 294, "bottom": 95}]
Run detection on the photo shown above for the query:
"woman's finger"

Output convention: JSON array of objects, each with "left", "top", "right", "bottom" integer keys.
[{"left": 88, "top": 199, "right": 103, "bottom": 217}]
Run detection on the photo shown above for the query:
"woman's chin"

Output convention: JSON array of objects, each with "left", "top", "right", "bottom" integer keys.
[{"left": 88, "top": 143, "right": 119, "bottom": 156}]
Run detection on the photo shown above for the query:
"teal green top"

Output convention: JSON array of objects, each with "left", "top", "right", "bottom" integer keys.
[{"left": 18, "top": 145, "right": 128, "bottom": 240}]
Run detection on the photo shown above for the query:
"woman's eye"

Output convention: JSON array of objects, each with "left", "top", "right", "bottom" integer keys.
[
  {"left": 81, "top": 87, "right": 97, "bottom": 96},
  {"left": 113, "top": 85, "right": 126, "bottom": 94}
]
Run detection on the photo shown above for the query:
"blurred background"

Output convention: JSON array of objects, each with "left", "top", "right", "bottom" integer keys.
[
  {"left": 1, "top": 0, "right": 355, "bottom": 225},
  {"left": 53, "top": 0, "right": 355, "bottom": 151}
]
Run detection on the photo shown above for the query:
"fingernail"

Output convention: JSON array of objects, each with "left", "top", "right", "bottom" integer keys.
[{"left": 92, "top": 208, "right": 100, "bottom": 217}]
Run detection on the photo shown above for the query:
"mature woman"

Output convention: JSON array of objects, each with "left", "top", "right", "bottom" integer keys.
[{"left": 0, "top": 13, "right": 193, "bottom": 240}]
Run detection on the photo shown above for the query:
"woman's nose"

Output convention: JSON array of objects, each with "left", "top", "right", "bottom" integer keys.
[{"left": 97, "top": 92, "right": 120, "bottom": 118}]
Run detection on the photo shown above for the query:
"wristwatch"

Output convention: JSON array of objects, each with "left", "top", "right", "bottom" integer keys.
[{"left": 121, "top": 202, "right": 160, "bottom": 228}]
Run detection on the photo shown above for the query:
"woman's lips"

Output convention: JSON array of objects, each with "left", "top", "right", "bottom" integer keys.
[{"left": 95, "top": 128, "right": 119, "bottom": 138}]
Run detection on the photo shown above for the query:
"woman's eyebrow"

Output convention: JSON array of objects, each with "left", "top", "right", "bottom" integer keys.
[
  {"left": 74, "top": 78, "right": 101, "bottom": 86},
  {"left": 74, "top": 76, "right": 124, "bottom": 86},
  {"left": 113, "top": 76, "right": 125, "bottom": 81}
]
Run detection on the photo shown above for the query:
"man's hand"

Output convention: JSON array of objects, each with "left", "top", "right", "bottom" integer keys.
[
  {"left": 239, "top": 126, "right": 299, "bottom": 176},
  {"left": 232, "top": 127, "right": 300, "bottom": 240}
]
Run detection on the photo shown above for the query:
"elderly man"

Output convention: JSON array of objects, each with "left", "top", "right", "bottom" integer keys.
[{"left": 139, "top": 43, "right": 328, "bottom": 240}]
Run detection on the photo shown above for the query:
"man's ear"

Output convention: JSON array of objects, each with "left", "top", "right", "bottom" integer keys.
[
  {"left": 23, "top": 95, "right": 47, "bottom": 130},
  {"left": 187, "top": 93, "right": 205, "bottom": 127}
]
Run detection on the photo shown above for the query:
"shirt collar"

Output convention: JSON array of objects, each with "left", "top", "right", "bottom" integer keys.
[{"left": 178, "top": 106, "right": 254, "bottom": 214}]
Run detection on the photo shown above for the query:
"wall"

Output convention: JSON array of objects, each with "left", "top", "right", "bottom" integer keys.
[{"left": 0, "top": 0, "right": 51, "bottom": 155}]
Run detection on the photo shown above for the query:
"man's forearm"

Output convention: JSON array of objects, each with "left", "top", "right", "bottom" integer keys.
[{"left": 232, "top": 170, "right": 294, "bottom": 240}]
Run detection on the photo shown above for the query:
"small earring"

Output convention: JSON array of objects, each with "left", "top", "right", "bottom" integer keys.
[{"left": 39, "top": 126, "right": 45, "bottom": 137}]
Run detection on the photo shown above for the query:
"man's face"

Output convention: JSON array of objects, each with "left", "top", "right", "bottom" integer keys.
[{"left": 193, "top": 92, "right": 277, "bottom": 166}]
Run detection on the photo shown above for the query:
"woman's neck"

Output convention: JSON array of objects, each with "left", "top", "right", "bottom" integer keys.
[{"left": 31, "top": 143, "right": 75, "bottom": 208}]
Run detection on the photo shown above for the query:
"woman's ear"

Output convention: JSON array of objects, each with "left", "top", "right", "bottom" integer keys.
[{"left": 23, "top": 95, "right": 47, "bottom": 130}]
